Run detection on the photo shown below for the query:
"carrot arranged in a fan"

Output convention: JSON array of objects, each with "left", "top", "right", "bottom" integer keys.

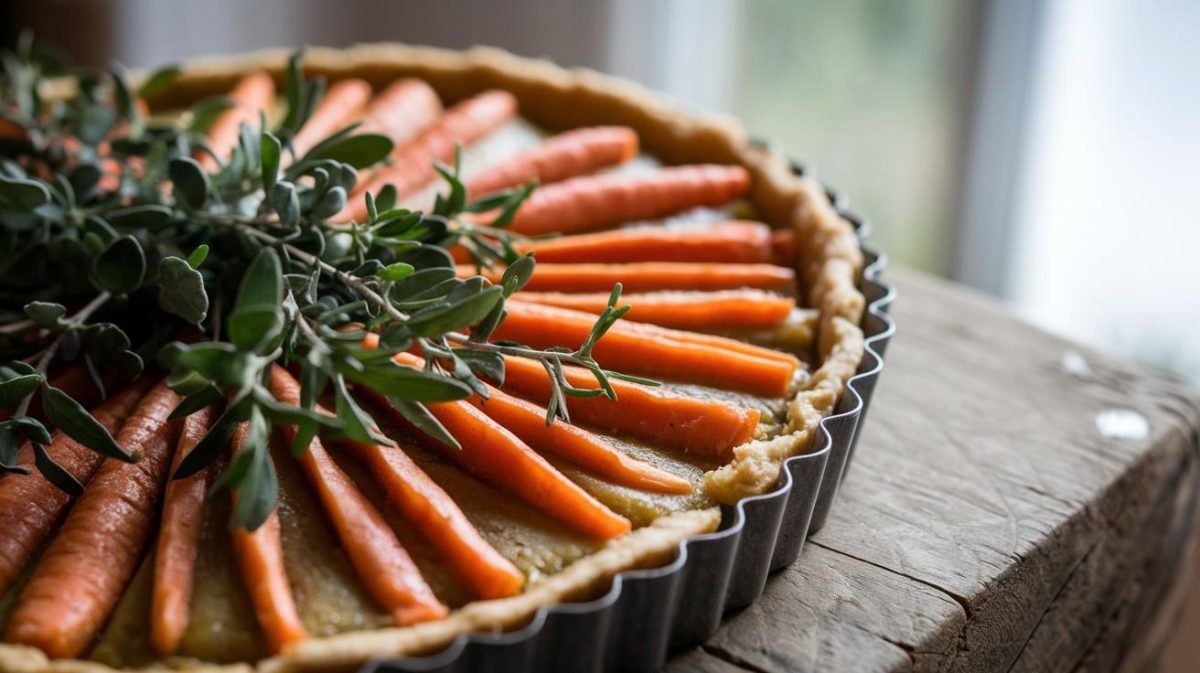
[
  {"left": 0, "top": 380, "right": 151, "bottom": 595},
  {"left": 5, "top": 381, "right": 181, "bottom": 659},
  {"left": 460, "top": 262, "right": 796, "bottom": 294},
  {"left": 466, "top": 126, "right": 638, "bottom": 197},
  {"left": 341, "top": 90, "right": 518, "bottom": 221},
  {"left": 469, "top": 386, "right": 692, "bottom": 495},
  {"left": 500, "top": 356, "right": 758, "bottom": 460},
  {"left": 198, "top": 72, "right": 275, "bottom": 172},
  {"left": 521, "top": 221, "right": 779, "bottom": 264},
  {"left": 267, "top": 366, "right": 448, "bottom": 625},
  {"left": 336, "top": 433, "right": 523, "bottom": 601},
  {"left": 289, "top": 78, "right": 373, "bottom": 158},
  {"left": 515, "top": 290, "right": 796, "bottom": 332},
  {"left": 150, "top": 404, "right": 220, "bottom": 657},
  {"left": 503, "top": 164, "right": 750, "bottom": 236},
  {"left": 490, "top": 301, "right": 797, "bottom": 397},
  {"left": 371, "top": 353, "right": 630, "bottom": 539},
  {"left": 229, "top": 422, "right": 309, "bottom": 654},
  {"left": 504, "top": 299, "right": 798, "bottom": 367},
  {"left": 354, "top": 78, "right": 443, "bottom": 146}
]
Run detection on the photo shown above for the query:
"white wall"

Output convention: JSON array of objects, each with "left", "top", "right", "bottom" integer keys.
[{"left": 1008, "top": 0, "right": 1200, "bottom": 382}]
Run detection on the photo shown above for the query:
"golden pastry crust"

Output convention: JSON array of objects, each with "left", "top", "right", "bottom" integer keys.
[{"left": 6, "top": 43, "right": 866, "bottom": 671}]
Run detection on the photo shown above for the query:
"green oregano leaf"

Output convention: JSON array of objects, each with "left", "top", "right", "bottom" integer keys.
[
  {"left": 32, "top": 441, "right": 84, "bottom": 496},
  {"left": 169, "top": 157, "right": 210, "bottom": 210},
  {"left": 43, "top": 386, "right": 134, "bottom": 462},
  {"left": 159, "top": 256, "right": 209, "bottom": 325},
  {"left": 91, "top": 234, "right": 146, "bottom": 294}
]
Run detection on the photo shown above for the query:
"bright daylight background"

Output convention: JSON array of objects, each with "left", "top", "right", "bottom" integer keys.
[{"left": 6, "top": 0, "right": 1198, "bottom": 384}]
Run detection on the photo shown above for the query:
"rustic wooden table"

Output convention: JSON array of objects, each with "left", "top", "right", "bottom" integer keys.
[{"left": 667, "top": 267, "right": 1200, "bottom": 673}]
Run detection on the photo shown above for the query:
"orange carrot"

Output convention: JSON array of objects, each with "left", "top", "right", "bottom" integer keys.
[
  {"left": 338, "top": 440, "right": 522, "bottom": 601},
  {"left": 341, "top": 90, "right": 518, "bottom": 221},
  {"left": 354, "top": 78, "right": 443, "bottom": 146},
  {"left": 0, "top": 116, "right": 25, "bottom": 140},
  {"left": 469, "top": 386, "right": 692, "bottom": 495},
  {"left": 502, "top": 164, "right": 750, "bottom": 236},
  {"left": 503, "top": 298, "right": 799, "bottom": 367},
  {"left": 465, "top": 126, "right": 638, "bottom": 197},
  {"left": 198, "top": 72, "right": 276, "bottom": 172},
  {"left": 515, "top": 289, "right": 796, "bottom": 332},
  {"left": 459, "top": 262, "right": 796, "bottom": 294},
  {"left": 267, "top": 366, "right": 448, "bottom": 625},
  {"left": 371, "top": 353, "right": 630, "bottom": 539},
  {"left": 518, "top": 221, "right": 777, "bottom": 264},
  {"left": 229, "top": 422, "right": 309, "bottom": 654},
  {"left": 0, "top": 380, "right": 152, "bottom": 595},
  {"left": 5, "top": 381, "right": 181, "bottom": 659},
  {"left": 289, "top": 78, "right": 373, "bottom": 158},
  {"left": 490, "top": 301, "right": 797, "bottom": 397},
  {"left": 499, "top": 356, "right": 759, "bottom": 460},
  {"left": 150, "top": 404, "right": 221, "bottom": 657}
]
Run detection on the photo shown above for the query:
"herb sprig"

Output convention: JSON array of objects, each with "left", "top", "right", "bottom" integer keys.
[{"left": 0, "top": 38, "right": 644, "bottom": 529}]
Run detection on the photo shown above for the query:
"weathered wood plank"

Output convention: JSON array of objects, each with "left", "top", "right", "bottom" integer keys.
[{"left": 674, "top": 267, "right": 1200, "bottom": 673}]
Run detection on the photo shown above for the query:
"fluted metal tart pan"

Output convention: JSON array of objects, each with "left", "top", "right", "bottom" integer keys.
[{"left": 366, "top": 163, "right": 896, "bottom": 673}]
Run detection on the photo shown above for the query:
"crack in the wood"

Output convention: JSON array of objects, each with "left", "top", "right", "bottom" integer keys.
[
  {"left": 700, "top": 643, "right": 774, "bottom": 673},
  {"left": 845, "top": 621, "right": 920, "bottom": 671},
  {"left": 809, "top": 540, "right": 973, "bottom": 619},
  {"left": 1001, "top": 536, "right": 1100, "bottom": 673}
]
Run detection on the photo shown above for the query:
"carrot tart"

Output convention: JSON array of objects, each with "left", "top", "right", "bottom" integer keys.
[{"left": 0, "top": 44, "right": 865, "bottom": 672}]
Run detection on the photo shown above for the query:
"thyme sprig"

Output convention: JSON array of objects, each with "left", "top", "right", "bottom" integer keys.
[{"left": 0, "top": 38, "right": 644, "bottom": 529}]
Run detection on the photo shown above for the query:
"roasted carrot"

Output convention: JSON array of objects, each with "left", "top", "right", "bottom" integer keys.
[
  {"left": 501, "top": 164, "right": 750, "bottom": 236},
  {"left": 229, "top": 422, "right": 309, "bottom": 654},
  {"left": 267, "top": 366, "right": 448, "bottom": 625},
  {"left": 469, "top": 386, "right": 692, "bottom": 495},
  {"left": 515, "top": 290, "right": 796, "bottom": 332},
  {"left": 499, "top": 356, "right": 759, "bottom": 460},
  {"left": 5, "top": 381, "right": 181, "bottom": 659},
  {"left": 198, "top": 72, "right": 276, "bottom": 172},
  {"left": 523, "top": 221, "right": 778, "bottom": 264},
  {"left": 460, "top": 261, "right": 796, "bottom": 294},
  {"left": 0, "top": 380, "right": 151, "bottom": 595},
  {"left": 289, "top": 78, "right": 373, "bottom": 158},
  {"left": 150, "top": 404, "right": 220, "bottom": 657},
  {"left": 489, "top": 301, "right": 797, "bottom": 397},
  {"left": 503, "top": 298, "right": 799, "bottom": 367},
  {"left": 341, "top": 90, "right": 518, "bottom": 221},
  {"left": 369, "top": 353, "right": 630, "bottom": 539},
  {"left": 0, "top": 117, "right": 25, "bottom": 140},
  {"left": 465, "top": 126, "right": 638, "bottom": 197},
  {"left": 354, "top": 78, "right": 443, "bottom": 146}
]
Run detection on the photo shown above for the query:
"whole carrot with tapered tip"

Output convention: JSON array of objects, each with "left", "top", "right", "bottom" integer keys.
[
  {"left": 288, "top": 78, "right": 373, "bottom": 158},
  {"left": 490, "top": 300, "right": 798, "bottom": 396},
  {"left": 367, "top": 352, "right": 631, "bottom": 540},
  {"left": 503, "top": 164, "right": 750, "bottom": 236},
  {"left": 459, "top": 262, "right": 796, "bottom": 294},
  {"left": 498, "top": 355, "right": 759, "bottom": 460},
  {"left": 150, "top": 403, "right": 220, "bottom": 657},
  {"left": 229, "top": 422, "right": 309, "bottom": 654},
  {"left": 514, "top": 289, "right": 796, "bottom": 332},
  {"left": 465, "top": 126, "right": 638, "bottom": 197},
  {"left": 342, "top": 90, "right": 517, "bottom": 221},
  {"left": 198, "top": 72, "right": 275, "bottom": 172},
  {"left": 5, "top": 381, "right": 181, "bottom": 659},
  {"left": 469, "top": 386, "right": 693, "bottom": 495},
  {"left": 268, "top": 366, "right": 448, "bottom": 625},
  {"left": 0, "top": 379, "right": 152, "bottom": 595}
]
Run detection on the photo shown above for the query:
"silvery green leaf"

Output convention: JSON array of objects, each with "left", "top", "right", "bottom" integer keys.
[
  {"left": 91, "top": 235, "right": 145, "bottom": 294},
  {"left": 158, "top": 256, "right": 209, "bottom": 325}
]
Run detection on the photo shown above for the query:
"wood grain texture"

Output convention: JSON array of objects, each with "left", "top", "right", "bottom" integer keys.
[{"left": 668, "top": 267, "right": 1200, "bottom": 673}]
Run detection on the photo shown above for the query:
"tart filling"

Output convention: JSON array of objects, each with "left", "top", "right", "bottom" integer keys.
[{"left": 0, "top": 44, "right": 864, "bottom": 672}]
